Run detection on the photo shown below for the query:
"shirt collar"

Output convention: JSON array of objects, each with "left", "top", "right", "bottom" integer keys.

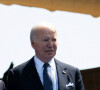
[
  {"left": 34, "top": 55, "right": 44, "bottom": 71},
  {"left": 34, "top": 55, "right": 55, "bottom": 70},
  {"left": 48, "top": 58, "right": 55, "bottom": 70}
]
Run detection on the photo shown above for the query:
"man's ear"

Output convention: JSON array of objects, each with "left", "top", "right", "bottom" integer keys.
[{"left": 31, "top": 40, "right": 35, "bottom": 49}]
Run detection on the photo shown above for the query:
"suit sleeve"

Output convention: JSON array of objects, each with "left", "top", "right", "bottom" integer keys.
[
  {"left": 75, "top": 68, "right": 85, "bottom": 90},
  {"left": 0, "top": 80, "right": 6, "bottom": 90}
]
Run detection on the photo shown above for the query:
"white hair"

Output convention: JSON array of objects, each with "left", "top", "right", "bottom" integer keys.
[{"left": 30, "top": 22, "right": 56, "bottom": 42}]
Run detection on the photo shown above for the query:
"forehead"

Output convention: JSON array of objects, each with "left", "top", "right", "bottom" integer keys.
[{"left": 36, "top": 26, "right": 57, "bottom": 36}]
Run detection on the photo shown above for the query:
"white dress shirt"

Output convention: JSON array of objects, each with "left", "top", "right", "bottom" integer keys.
[{"left": 34, "top": 55, "right": 58, "bottom": 90}]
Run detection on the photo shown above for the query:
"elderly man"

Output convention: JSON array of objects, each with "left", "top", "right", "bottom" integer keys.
[
  {"left": 0, "top": 80, "right": 6, "bottom": 90},
  {"left": 7, "top": 22, "right": 85, "bottom": 90}
]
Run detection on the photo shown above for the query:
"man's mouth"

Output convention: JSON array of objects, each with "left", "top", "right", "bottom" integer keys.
[{"left": 45, "top": 50, "right": 54, "bottom": 52}]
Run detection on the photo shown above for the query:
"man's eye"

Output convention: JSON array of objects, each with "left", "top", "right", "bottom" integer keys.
[
  {"left": 43, "top": 39, "right": 48, "bottom": 41},
  {"left": 52, "top": 39, "right": 56, "bottom": 41}
]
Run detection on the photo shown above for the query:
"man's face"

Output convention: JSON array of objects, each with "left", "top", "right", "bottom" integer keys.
[{"left": 31, "top": 27, "right": 57, "bottom": 62}]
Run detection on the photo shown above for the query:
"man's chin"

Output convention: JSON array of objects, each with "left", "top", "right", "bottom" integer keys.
[{"left": 46, "top": 54, "right": 55, "bottom": 59}]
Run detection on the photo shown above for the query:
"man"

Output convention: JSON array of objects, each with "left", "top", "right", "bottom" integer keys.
[
  {"left": 0, "top": 80, "right": 6, "bottom": 90},
  {"left": 7, "top": 22, "right": 85, "bottom": 90}
]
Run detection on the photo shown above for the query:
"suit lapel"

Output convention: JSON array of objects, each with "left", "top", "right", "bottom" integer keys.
[
  {"left": 23, "top": 57, "right": 44, "bottom": 90},
  {"left": 55, "top": 60, "right": 71, "bottom": 90}
]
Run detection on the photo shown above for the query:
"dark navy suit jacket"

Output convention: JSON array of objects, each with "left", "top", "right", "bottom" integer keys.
[{"left": 7, "top": 57, "right": 85, "bottom": 90}]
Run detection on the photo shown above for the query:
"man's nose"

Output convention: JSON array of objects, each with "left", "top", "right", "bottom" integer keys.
[{"left": 47, "top": 41, "right": 53, "bottom": 47}]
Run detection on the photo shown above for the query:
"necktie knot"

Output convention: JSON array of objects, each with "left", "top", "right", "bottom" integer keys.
[{"left": 43, "top": 63, "right": 49, "bottom": 69}]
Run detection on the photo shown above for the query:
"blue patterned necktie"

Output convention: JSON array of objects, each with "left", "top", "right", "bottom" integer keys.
[{"left": 43, "top": 63, "right": 53, "bottom": 90}]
